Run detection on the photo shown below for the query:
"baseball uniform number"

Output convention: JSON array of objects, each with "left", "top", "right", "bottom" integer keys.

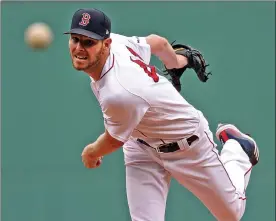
[{"left": 126, "top": 46, "right": 159, "bottom": 83}]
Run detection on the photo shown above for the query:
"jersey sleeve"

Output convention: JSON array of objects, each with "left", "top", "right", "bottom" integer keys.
[
  {"left": 110, "top": 33, "right": 151, "bottom": 64},
  {"left": 102, "top": 91, "right": 150, "bottom": 143}
]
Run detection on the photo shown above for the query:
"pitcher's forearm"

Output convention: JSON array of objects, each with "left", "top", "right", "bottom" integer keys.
[
  {"left": 83, "top": 131, "right": 123, "bottom": 159},
  {"left": 145, "top": 34, "right": 188, "bottom": 69}
]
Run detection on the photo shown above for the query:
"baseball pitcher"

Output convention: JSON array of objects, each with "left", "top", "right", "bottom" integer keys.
[{"left": 64, "top": 8, "right": 259, "bottom": 221}]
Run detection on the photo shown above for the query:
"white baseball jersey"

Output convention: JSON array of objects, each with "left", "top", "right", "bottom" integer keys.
[{"left": 90, "top": 33, "right": 200, "bottom": 146}]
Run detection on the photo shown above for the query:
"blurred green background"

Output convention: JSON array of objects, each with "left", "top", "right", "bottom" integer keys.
[{"left": 1, "top": 2, "right": 275, "bottom": 221}]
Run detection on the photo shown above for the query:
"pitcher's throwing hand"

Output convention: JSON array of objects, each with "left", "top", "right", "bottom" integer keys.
[{"left": 81, "top": 144, "right": 103, "bottom": 168}]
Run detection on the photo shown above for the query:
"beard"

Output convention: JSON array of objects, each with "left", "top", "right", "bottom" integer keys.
[{"left": 72, "top": 46, "right": 104, "bottom": 72}]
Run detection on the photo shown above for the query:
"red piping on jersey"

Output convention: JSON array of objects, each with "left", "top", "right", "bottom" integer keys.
[{"left": 100, "top": 54, "right": 115, "bottom": 80}]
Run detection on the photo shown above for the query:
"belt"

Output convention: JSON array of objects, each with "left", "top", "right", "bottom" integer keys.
[{"left": 137, "top": 135, "right": 198, "bottom": 153}]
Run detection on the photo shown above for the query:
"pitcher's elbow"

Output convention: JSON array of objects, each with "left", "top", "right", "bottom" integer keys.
[{"left": 145, "top": 34, "right": 169, "bottom": 54}]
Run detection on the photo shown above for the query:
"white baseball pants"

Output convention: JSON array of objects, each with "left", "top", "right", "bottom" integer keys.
[{"left": 123, "top": 112, "right": 253, "bottom": 221}]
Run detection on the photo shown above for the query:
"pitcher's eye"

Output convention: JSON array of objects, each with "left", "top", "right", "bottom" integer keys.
[
  {"left": 71, "top": 37, "right": 80, "bottom": 44},
  {"left": 82, "top": 39, "right": 95, "bottom": 47}
]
